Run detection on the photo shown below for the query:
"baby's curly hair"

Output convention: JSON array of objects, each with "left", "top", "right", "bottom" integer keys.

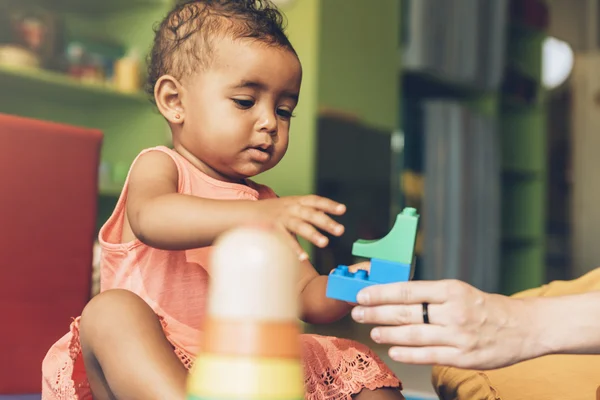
[{"left": 146, "top": 0, "right": 296, "bottom": 100}]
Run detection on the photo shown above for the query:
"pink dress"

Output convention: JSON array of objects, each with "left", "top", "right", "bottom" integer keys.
[{"left": 41, "top": 146, "right": 402, "bottom": 399}]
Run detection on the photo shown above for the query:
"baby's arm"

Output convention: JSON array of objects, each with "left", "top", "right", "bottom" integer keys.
[
  {"left": 126, "top": 150, "right": 346, "bottom": 254},
  {"left": 297, "top": 261, "right": 351, "bottom": 324},
  {"left": 126, "top": 150, "right": 262, "bottom": 250},
  {"left": 297, "top": 260, "right": 370, "bottom": 324}
]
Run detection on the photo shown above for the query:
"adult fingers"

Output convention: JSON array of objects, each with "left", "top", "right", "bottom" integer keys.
[
  {"left": 370, "top": 324, "right": 458, "bottom": 348},
  {"left": 299, "top": 195, "right": 346, "bottom": 216},
  {"left": 387, "top": 346, "right": 463, "bottom": 367},
  {"left": 356, "top": 280, "right": 459, "bottom": 306},
  {"left": 351, "top": 303, "right": 441, "bottom": 326}
]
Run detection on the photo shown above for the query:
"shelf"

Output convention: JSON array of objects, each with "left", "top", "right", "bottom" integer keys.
[
  {"left": 510, "top": 20, "right": 547, "bottom": 39},
  {"left": 0, "top": 64, "right": 151, "bottom": 107},
  {"left": 402, "top": 68, "right": 495, "bottom": 98},
  {"left": 9, "top": 0, "right": 171, "bottom": 14},
  {"left": 502, "top": 236, "right": 542, "bottom": 246},
  {"left": 401, "top": 69, "right": 499, "bottom": 116},
  {"left": 502, "top": 169, "right": 543, "bottom": 179},
  {"left": 500, "top": 95, "right": 543, "bottom": 111}
]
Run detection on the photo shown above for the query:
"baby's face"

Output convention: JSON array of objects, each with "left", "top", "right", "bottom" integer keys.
[{"left": 177, "top": 37, "right": 302, "bottom": 182}]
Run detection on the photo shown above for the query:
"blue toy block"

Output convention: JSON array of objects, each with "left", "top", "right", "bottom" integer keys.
[
  {"left": 327, "top": 207, "right": 420, "bottom": 303},
  {"left": 326, "top": 259, "right": 413, "bottom": 303},
  {"left": 326, "top": 266, "right": 377, "bottom": 303},
  {"left": 369, "top": 258, "right": 412, "bottom": 283}
]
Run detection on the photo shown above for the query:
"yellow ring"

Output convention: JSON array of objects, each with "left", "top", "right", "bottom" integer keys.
[{"left": 187, "top": 354, "right": 304, "bottom": 399}]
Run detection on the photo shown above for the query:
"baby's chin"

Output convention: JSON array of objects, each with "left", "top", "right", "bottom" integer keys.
[{"left": 226, "top": 162, "right": 276, "bottom": 182}]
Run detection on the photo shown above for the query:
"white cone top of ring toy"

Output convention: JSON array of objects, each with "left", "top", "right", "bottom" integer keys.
[{"left": 208, "top": 225, "right": 300, "bottom": 321}]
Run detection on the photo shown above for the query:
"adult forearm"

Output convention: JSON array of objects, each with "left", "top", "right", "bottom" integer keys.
[
  {"left": 133, "top": 194, "right": 260, "bottom": 250},
  {"left": 530, "top": 290, "right": 600, "bottom": 358}
]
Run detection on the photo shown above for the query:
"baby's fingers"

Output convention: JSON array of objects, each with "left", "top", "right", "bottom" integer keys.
[
  {"left": 296, "top": 207, "right": 344, "bottom": 237},
  {"left": 279, "top": 227, "right": 309, "bottom": 261},
  {"left": 299, "top": 195, "right": 346, "bottom": 216},
  {"left": 286, "top": 217, "right": 330, "bottom": 248}
]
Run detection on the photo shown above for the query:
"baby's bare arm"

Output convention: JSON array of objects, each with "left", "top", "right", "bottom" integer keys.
[
  {"left": 126, "top": 151, "right": 346, "bottom": 255},
  {"left": 297, "top": 260, "right": 354, "bottom": 324},
  {"left": 126, "top": 151, "right": 260, "bottom": 250}
]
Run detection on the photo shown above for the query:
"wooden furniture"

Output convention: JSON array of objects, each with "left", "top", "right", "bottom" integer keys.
[{"left": 0, "top": 113, "right": 102, "bottom": 393}]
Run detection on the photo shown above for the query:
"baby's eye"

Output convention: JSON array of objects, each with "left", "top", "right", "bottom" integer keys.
[
  {"left": 277, "top": 108, "right": 295, "bottom": 120},
  {"left": 232, "top": 98, "right": 255, "bottom": 109}
]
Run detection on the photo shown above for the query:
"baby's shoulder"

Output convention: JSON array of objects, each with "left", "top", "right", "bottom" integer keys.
[
  {"left": 131, "top": 146, "right": 179, "bottom": 176},
  {"left": 246, "top": 180, "right": 279, "bottom": 200},
  {"left": 125, "top": 146, "right": 181, "bottom": 191}
]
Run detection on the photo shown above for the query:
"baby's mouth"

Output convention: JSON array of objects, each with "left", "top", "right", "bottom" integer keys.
[
  {"left": 245, "top": 144, "right": 273, "bottom": 162},
  {"left": 248, "top": 143, "right": 273, "bottom": 155}
]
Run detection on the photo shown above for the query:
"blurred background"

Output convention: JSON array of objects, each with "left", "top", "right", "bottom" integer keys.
[{"left": 0, "top": 0, "right": 596, "bottom": 397}]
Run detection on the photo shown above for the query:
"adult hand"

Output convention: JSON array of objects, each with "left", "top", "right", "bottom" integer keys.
[{"left": 350, "top": 279, "right": 542, "bottom": 370}]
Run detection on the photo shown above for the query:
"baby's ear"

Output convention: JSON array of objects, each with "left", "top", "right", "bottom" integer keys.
[{"left": 154, "top": 75, "right": 185, "bottom": 124}]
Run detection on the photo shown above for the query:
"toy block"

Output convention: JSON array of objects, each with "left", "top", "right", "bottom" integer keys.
[
  {"left": 352, "top": 207, "right": 419, "bottom": 265},
  {"left": 326, "top": 260, "right": 413, "bottom": 303},
  {"left": 368, "top": 258, "right": 412, "bottom": 284},
  {"left": 326, "top": 266, "right": 377, "bottom": 303}
]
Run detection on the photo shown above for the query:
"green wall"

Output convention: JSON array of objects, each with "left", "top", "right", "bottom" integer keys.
[
  {"left": 259, "top": 0, "right": 401, "bottom": 196},
  {"left": 318, "top": 0, "right": 400, "bottom": 132},
  {"left": 255, "top": 0, "right": 321, "bottom": 197},
  {"left": 1, "top": 0, "right": 400, "bottom": 227}
]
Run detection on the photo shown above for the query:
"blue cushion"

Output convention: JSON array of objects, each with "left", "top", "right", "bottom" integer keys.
[{"left": 403, "top": 390, "right": 439, "bottom": 400}]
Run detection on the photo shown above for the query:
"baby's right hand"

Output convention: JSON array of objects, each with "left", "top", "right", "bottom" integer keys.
[{"left": 257, "top": 195, "right": 346, "bottom": 260}]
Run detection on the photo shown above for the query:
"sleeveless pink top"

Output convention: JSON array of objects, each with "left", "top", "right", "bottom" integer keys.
[{"left": 99, "top": 146, "right": 278, "bottom": 360}]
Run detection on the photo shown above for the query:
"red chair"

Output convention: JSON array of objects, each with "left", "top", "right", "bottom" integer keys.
[{"left": 0, "top": 113, "right": 102, "bottom": 393}]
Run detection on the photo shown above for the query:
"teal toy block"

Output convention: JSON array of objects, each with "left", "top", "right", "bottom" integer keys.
[
  {"left": 326, "top": 266, "right": 376, "bottom": 303},
  {"left": 369, "top": 258, "right": 412, "bottom": 283},
  {"left": 352, "top": 207, "right": 419, "bottom": 265}
]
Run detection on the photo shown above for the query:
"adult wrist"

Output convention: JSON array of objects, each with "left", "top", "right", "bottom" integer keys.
[{"left": 522, "top": 296, "right": 563, "bottom": 359}]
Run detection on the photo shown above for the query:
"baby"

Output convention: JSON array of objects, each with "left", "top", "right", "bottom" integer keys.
[{"left": 41, "top": 1, "right": 405, "bottom": 399}]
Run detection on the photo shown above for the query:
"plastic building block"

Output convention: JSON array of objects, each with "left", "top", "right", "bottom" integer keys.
[
  {"left": 368, "top": 258, "right": 412, "bottom": 283},
  {"left": 326, "top": 266, "right": 377, "bottom": 303},
  {"left": 326, "top": 207, "right": 420, "bottom": 303},
  {"left": 326, "top": 260, "right": 413, "bottom": 303},
  {"left": 352, "top": 207, "right": 419, "bottom": 265}
]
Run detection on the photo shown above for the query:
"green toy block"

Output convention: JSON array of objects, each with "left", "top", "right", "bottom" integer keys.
[{"left": 352, "top": 207, "right": 419, "bottom": 265}]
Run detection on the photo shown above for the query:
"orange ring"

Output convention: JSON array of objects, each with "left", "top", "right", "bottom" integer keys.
[{"left": 202, "top": 317, "right": 301, "bottom": 358}]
